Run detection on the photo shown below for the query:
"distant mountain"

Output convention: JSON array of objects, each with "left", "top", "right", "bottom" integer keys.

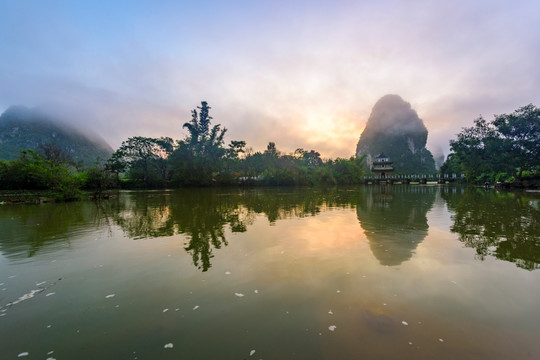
[
  {"left": 0, "top": 106, "right": 113, "bottom": 166},
  {"left": 356, "top": 95, "right": 436, "bottom": 174}
]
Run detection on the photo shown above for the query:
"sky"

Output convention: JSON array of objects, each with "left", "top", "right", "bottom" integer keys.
[{"left": 1, "top": 0, "right": 539, "bottom": 159}]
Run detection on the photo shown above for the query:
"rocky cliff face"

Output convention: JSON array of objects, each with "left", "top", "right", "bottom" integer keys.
[{"left": 356, "top": 95, "right": 436, "bottom": 174}]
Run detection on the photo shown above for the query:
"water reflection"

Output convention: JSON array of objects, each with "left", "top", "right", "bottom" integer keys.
[
  {"left": 356, "top": 185, "right": 436, "bottom": 266},
  {"left": 0, "top": 202, "right": 104, "bottom": 259},
  {"left": 442, "top": 188, "right": 540, "bottom": 270},
  {"left": 1, "top": 187, "right": 539, "bottom": 271}
]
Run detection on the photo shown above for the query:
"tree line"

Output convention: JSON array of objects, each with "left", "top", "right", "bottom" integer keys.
[
  {"left": 1, "top": 101, "right": 538, "bottom": 199},
  {"left": 441, "top": 104, "right": 540, "bottom": 184},
  {"left": 0, "top": 101, "right": 366, "bottom": 199}
]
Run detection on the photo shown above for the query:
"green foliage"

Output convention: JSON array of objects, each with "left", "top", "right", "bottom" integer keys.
[
  {"left": 447, "top": 104, "right": 540, "bottom": 183},
  {"left": 108, "top": 102, "right": 367, "bottom": 188},
  {"left": 110, "top": 136, "right": 174, "bottom": 188},
  {"left": 0, "top": 150, "right": 82, "bottom": 200}
]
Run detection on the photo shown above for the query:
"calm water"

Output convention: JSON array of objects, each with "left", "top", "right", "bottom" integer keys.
[{"left": 1, "top": 186, "right": 539, "bottom": 359}]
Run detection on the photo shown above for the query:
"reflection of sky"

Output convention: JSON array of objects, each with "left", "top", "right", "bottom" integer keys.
[{"left": 1, "top": 1, "right": 539, "bottom": 157}]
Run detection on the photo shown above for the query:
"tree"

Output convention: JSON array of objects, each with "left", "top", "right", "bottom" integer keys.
[
  {"left": 492, "top": 104, "right": 540, "bottom": 178},
  {"left": 448, "top": 104, "right": 540, "bottom": 182},
  {"left": 110, "top": 136, "right": 174, "bottom": 187},
  {"left": 170, "top": 101, "right": 228, "bottom": 185}
]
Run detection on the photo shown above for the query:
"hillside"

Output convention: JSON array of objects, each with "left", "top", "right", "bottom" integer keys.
[
  {"left": 0, "top": 106, "right": 113, "bottom": 166},
  {"left": 356, "top": 95, "right": 436, "bottom": 174}
]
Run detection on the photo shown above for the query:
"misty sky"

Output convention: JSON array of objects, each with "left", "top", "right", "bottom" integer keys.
[{"left": 1, "top": 0, "right": 539, "bottom": 158}]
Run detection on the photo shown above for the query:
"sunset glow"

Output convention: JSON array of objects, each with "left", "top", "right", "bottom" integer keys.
[{"left": 1, "top": 0, "right": 539, "bottom": 158}]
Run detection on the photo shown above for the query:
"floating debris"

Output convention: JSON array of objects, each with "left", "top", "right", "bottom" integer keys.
[
  {"left": 383, "top": 303, "right": 387, "bottom": 306},
  {"left": 47, "top": 351, "right": 54, "bottom": 355},
  {"left": 18, "top": 352, "right": 29, "bottom": 357},
  {"left": 46, "top": 358, "right": 56, "bottom": 360},
  {"left": 193, "top": 305, "right": 199, "bottom": 310},
  {"left": 225, "top": 271, "right": 231, "bottom": 275},
  {"left": 163, "top": 308, "right": 169, "bottom": 313},
  {"left": 164, "top": 343, "right": 174, "bottom": 349},
  {"left": 235, "top": 293, "right": 245, "bottom": 297},
  {"left": 439, "top": 338, "right": 444, "bottom": 342},
  {"left": 250, "top": 350, "right": 256, "bottom": 356},
  {"left": 105, "top": 294, "right": 115, "bottom": 299},
  {"left": 450, "top": 281, "right": 457, "bottom": 284},
  {"left": 328, "top": 325, "right": 337, "bottom": 332},
  {"left": 254, "top": 290, "right": 259, "bottom": 294},
  {"left": 402, "top": 321, "right": 408, "bottom": 326},
  {"left": 336, "top": 290, "right": 341, "bottom": 293},
  {"left": 328, "top": 310, "right": 333, "bottom": 315},
  {"left": 408, "top": 342, "right": 413, "bottom": 345}
]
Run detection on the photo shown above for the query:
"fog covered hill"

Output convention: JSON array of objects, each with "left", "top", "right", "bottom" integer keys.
[
  {"left": 356, "top": 95, "right": 436, "bottom": 174},
  {"left": 0, "top": 106, "right": 113, "bottom": 166}
]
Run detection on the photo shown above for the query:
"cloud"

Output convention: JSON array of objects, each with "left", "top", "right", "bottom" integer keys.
[{"left": 1, "top": 0, "right": 540, "bottom": 158}]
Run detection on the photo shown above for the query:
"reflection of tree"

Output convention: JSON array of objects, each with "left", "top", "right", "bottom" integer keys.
[
  {"left": 356, "top": 185, "right": 436, "bottom": 266},
  {"left": 165, "top": 189, "right": 251, "bottom": 272},
  {"left": 110, "top": 188, "right": 356, "bottom": 271},
  {"left": 442, "top": 188, "right": 540, "bottom": 270},
  {"left": 0, "top": 201, "right": 107, "bottom": 259}
]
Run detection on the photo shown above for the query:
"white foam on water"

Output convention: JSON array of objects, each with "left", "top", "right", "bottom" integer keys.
[
  {"left": 47, "top": 325, "right": 52, "bottom": 328},
  {"left": 235, "top": 293, "right": 245, "bottom": 297},
  {"left": 328, "top": 325, "right": 336, "bottom": 332},
  {"left": 254, "top": 290, "right": 259, "bottom": 294},
  {"left": 17, "top": 352, "right": 29, "bottom": 357},
  {"left": 402, "top": 321, "right": 408, "bottom": 326},
  {"left": 10, "top": 289, "right": 44, "bottom": 306},
  {"left": 193, "top": 305, "right": 199, "bottom": 310},
  {"left": 46, "top": 358, "right": 56, "bottom": 360},
  {"left": 250, "top": 350, "right": 256, "bottom": 356},
  {"left": 46, "top": 292, "right": 55, "bottom": 297},
  {"left": 163, "top": 308, "right": 169, "bottom": 313},
  {"left": 0, "top": 313, "right": 6, "bottom": 317},
  {"left": 105, "top": 294, "right": 115, "bottom": 298},
  {"left": 164, "top": 343, "right": 174, "bottom": 349},
  {"left": 36, "top": 281, "right": 46, "bottom": 286},
  {"left": 47, "top": 351, "right": 54, "bottom": 354}
]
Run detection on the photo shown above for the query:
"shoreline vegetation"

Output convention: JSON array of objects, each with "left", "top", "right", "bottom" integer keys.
[{"left": 0, "top": 101, "right": 538, "bottom": 202}]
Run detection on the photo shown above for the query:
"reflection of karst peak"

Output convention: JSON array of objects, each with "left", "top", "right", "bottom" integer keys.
[{"left": 356, "top": 186, "right": 436, "bottom": 266}]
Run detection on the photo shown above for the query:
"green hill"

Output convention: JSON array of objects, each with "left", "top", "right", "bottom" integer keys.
[{"left": 0, "top": 106, "right": 113, "bottom": 166}]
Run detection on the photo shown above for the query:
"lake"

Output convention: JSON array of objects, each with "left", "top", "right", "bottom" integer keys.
[{"left": 1, "top": 186, "right": 539, "bottom": 359}]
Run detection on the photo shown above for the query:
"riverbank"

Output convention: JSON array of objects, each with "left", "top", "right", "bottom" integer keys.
[{"left": 495, "top": 178, "right": 540, "bottom": 190}]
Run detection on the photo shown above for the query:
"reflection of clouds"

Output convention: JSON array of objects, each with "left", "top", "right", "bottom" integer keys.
[{"left": 357, "top": 186, "right": 436, "bottom": 266}]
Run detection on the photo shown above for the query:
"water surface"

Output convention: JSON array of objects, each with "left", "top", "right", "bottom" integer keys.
[{"left": 1, "top": 186, "right": 539, "bottom": 359}]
